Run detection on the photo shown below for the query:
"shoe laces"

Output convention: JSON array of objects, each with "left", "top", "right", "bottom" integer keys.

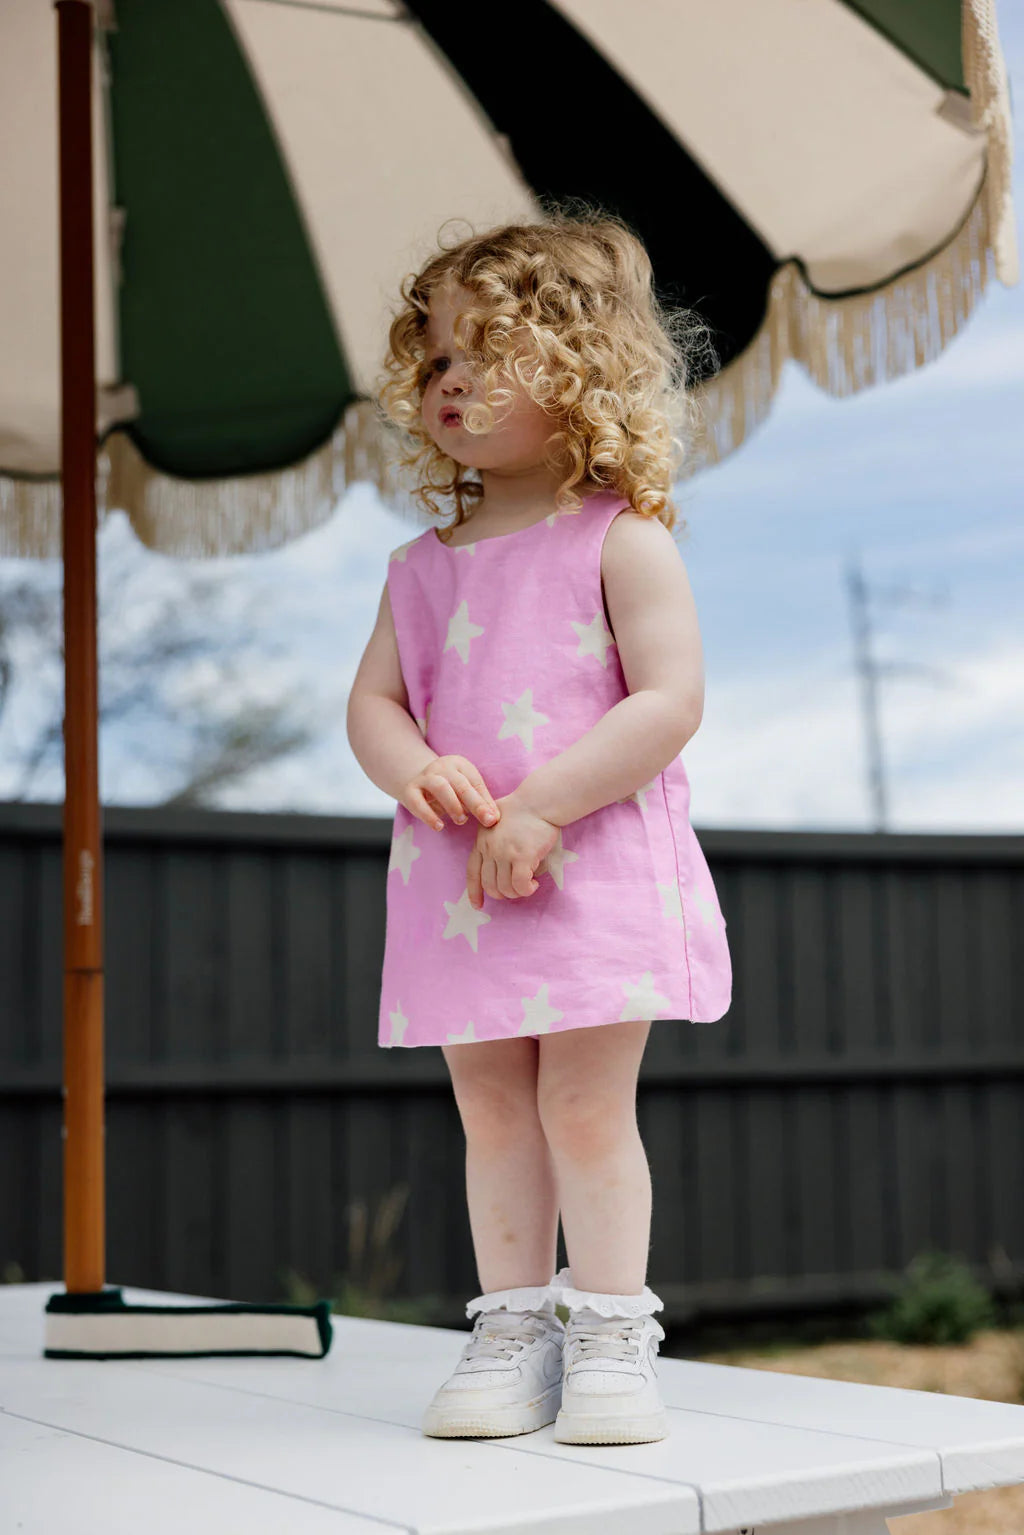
[
  {"left": 462, "top": 1308, "right": 551, "bottom": 1362},
  {"left": 565, "top": 1313, "right": 644, "bottom": 1363}
]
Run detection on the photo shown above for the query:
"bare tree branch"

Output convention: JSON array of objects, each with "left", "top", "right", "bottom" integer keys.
[{"left": 0, "top": 532, "right": 321, "bottom": 806}]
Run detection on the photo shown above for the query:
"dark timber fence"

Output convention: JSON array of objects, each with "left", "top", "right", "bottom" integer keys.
[{"left": 2, "top": 800, "right": 1022, "bottom": 1327}]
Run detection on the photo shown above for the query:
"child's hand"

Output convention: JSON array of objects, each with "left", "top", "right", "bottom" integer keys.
[
  {"left": 400, "top": 754, "right": 501, "bottom": 833},
  {"left": 466, "top": 791, "right": 561, "bottom": 908}
]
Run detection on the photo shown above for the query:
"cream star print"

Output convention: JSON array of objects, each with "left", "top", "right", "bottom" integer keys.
[
  {"left": 657, "top": 878, "right": 685, "bottom": 926},
  {"left": 388, "top": 824, "right": 422, "bottom": 885},
  {"left": 535, "top": 828, "right": 579, "bottom": 890},
  {"left": 618, "top": 971, "right": 672, "bottom": 1022},
  {"left": 498, "top": 687, "right": 550, "bottom": 751},
  {"left": 572, "top": 610, "right": 617, "bottom": 667},
  {"left": 515, "top": 983, "right": 564, "bottom": 1036},
  {"left": 617, "top": 775, "right": 660, "bottom": 811},
  {"left": 447, "top": 1019, "right": 479, "bottom": 1043},
  {"left": 442, "top": 886, "right": 491, "bottom": 951},
  {"left": 444, "top": 600, "right": 485, "bottom": 664},
  {"left": 385, "top": 1002, "right": 410, "bottom": 1046},
  {"left": 692, "top": 888, "right": 723, "bottom": 928}
]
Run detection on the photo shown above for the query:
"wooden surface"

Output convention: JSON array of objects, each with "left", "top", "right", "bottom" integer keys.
[{"left": 4, "top": 1284, "right": 1024, "bottom": 1533}]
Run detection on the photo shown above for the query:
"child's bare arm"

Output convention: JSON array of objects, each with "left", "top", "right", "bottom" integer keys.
[
  {"left": 346, "top": 582, "right": 441, "bottom": 802},
  {"left": 512, "top": 512, "right": 705, "bottom": 827},
  {"left": 346, "top": 582, "right": 500, "bottom": 828}
]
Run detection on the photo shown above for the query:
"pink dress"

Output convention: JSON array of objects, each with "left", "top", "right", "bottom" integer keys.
[{"left": 379, "top": 489, "right": 732, "bottom": 1048}]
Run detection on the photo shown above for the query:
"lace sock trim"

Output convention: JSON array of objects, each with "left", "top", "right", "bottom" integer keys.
[
  {"left": 549, "top": 1264, "right": 664, "bottom": 1319},
  {"left": 464, "top": 1275, "right": 561, "bottom": 1321}
]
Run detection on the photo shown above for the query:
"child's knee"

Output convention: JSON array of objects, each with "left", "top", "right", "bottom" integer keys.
[
  {"left": 537, "top": 1084, "right": 636, "bottom": 1158},
  {"left": 443, "top": 1039, "right": 540, "bottom": 1140}
]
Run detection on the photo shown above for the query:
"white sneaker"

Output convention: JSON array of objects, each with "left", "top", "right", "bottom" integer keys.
[
  {"left": 422, "top": 1291, "right": 564, "bottom": 1439},
  {"left": 549, "top": 1268, "right": 670, "bottom": 1444}
]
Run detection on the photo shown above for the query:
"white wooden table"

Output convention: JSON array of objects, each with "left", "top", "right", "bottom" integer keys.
[{"left": 3, "top": 1283, "right": 1024, "bottom": 1534}]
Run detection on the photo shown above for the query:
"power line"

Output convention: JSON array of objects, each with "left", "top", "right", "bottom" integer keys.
[{"left": 843, "top": 552, "right": 955, "bottom": 832}]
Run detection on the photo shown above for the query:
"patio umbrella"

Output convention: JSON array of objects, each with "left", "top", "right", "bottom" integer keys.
[
  {"left": 0, "top": 0, "right": 1017, "bottom": 1351},
  {"left": 1, "top": 0, "right": 1017, "bottom": 561}
]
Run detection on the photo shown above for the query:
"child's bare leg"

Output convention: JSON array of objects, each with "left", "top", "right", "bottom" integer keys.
[
  {"left": 536, "top": 1020, "right": 653, "bottom": 1295},
  {"left": 442, "top": 1036, "right": 560, "bottom": 1293}
]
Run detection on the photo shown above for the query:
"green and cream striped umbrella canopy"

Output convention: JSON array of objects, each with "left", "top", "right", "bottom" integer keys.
[{"left": 0, "top": 0, "right": 1017, "bottom": 558}]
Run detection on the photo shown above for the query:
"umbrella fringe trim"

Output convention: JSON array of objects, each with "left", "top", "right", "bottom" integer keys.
[
  {"left": 684, "top": 151, "right": 1009, "bottom": 478},
  {"left": 963, "top": 0, "right": 1017, "bottom": 291},
  {"left": 0, "top": 400, "right": 418, "bottom": 559}
]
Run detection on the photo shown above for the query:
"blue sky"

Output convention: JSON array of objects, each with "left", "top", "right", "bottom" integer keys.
[{"left": 2, "top": 13, "right": 1022, "bottom": 832}]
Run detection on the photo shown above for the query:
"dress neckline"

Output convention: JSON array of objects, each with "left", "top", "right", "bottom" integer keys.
[{"left": 430, "top": 490, "right": 614, "bottom": 551}]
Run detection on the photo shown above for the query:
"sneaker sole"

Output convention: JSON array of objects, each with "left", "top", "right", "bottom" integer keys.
[
  {"left": 553, "top": 1406, "right": 669, "bottom": 1444},
  {"left": 422, "top": 1381, "right": 562, "bottom": 1439}
]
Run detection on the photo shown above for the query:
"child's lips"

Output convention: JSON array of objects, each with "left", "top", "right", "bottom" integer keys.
[{"left": 441, "top": 410, "right": 462, "bottom": 427}]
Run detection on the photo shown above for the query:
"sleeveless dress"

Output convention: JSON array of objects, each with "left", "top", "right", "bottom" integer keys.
[{"left": 379, "top": 489, "right": 732, "bottom": 1048}]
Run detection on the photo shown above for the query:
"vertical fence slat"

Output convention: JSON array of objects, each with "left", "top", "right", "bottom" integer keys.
[
  {"left": 790, "top": 865, "right": 830, "bottom": 1058},
  {"left": 746, "top": 1088, "right": 788, "bottom": 1282},
  {"left": 796, "top": 1086, "right": 839, "bottom": 1280},
  {"left": 108, "top": 1100, "right": 161, "bottom": 1289},
  {"left": 846, "top": 1089, "right": 889, "bottom": 1274},
  {"left": 988, "top": 1081, "right": 1024, "bottom": 1271},
  {"left": 225, "top": 848, "right": 275, "bottom": 1061},
  {"left": 284, "top": 1097, "right": 334, "bottom": 1298},
  {"left": 222, "top": 1097, "right": 282, "bottom": 1301},
  {"left": 283, "top": 853, "right": 333, "bottom": 1058},
  {"left": 0, "top": 846, "right": 27, "bottom": 1068},
  {"left": 106, "top": 846, "right": 155, "bottom": 1065},
  {"left": 163, "top": 1098, "right": 219, "bottom": 1297},
  {"left": 935, "top": 868, "right": 973, "bottom": 1056}
]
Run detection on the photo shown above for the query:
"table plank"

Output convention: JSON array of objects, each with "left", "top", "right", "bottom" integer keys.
[
  {"left": 0, "top": 1412, "right": 386, "bottom": 1533},
  {"left": 658, "top": 1357, "right": 1024, "bottom": 1497}
]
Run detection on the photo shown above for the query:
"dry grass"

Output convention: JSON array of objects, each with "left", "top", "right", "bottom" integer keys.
[{"left": 698, "top": 1327, "right": 1024, "bottom": 1533}]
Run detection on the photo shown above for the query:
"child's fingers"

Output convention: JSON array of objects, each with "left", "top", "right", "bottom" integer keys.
[
  {"left": 421, "top": 781, "right": 467, "bottom": 827},
  {"left": 458, "top": 767, "right": 500, "bottom": 825},
  {"left": 512, "top": 859, "right": 539, "bottom": 897},
  {"left": 430, "top": 777, "right": 471, "bottom": 825},
  {"left": 466, "top": 848, "right": 485, "bottom": 908},
  {"left": 480, "top": 854, "right": 503, "bottom": 903},
  {"left": 415, "top": 788, "right": 445, "bottom": 831}
]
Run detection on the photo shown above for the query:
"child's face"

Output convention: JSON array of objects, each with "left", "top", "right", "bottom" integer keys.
[{"left": 421, "top": 280, "right": 564, "bottom": 475}]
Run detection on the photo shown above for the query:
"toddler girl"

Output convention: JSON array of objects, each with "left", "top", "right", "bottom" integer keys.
[{"left": 347, "top": 207, "right": 731, "bottom": 1446}]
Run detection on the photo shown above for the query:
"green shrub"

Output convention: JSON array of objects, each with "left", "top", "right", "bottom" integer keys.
[{"left": 868, "top": 1250, "right": 997, "bottom": 1345}]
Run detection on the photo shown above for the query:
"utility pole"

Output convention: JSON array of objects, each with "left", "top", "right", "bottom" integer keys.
[{"left": 844, "top": 551, "right": 953, "bottom": 833}]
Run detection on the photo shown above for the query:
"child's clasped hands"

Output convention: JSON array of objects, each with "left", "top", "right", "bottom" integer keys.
[{"left": 401, "top": 753, "right": 561, "bottom": 908}]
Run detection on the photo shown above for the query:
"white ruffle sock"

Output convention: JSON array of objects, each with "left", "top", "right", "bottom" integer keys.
[
  {"left": 464, "top": 1275, "right": 562, "bottom": 1321},
  {"left": 548, "top": 1264, "right": 664, "bottom": 1319}
]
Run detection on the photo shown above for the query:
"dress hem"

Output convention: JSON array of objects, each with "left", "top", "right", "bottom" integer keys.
[{"left": 379, "top": 1007, "right": 729, "bottom": 1047}]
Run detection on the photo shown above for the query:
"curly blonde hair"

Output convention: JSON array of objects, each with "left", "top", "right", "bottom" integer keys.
[{"left": 373, "top": 200, "right": 717, "bottom": 543}]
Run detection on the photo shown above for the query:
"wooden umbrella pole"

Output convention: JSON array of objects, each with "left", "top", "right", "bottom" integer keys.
[{"left": 56, "top": 0, "right": 105, "bottom": 1295}]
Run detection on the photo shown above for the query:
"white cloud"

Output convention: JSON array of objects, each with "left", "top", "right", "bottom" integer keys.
[{"left": 686, "top": 631, "right": 1024, "bottom": 832}]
